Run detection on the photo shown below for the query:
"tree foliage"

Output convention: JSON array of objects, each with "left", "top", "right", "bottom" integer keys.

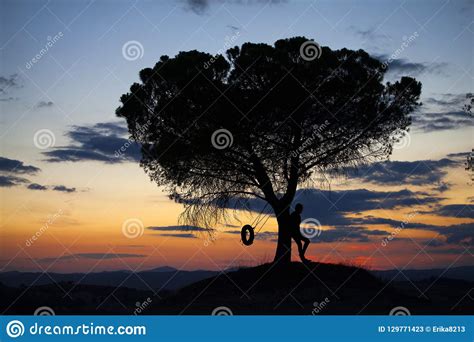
[{"left": 117, "top": 37, "right": 421, "bottom": 235}]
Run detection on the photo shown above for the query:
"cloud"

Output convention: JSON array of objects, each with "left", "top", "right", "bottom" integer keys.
[
  {"left": 0, "top": 74, "right": 22, "bottom": 101},
  {"left": 412, "top": 110, "right": 473, "bottom": 132},
  {"left": 310, "top": 226, "right": 389, "bottom": 243},
  {"left": 0, "top": 74, "right": 20, "bottom": 92},
  {"left": 415, "top": 94, "right": 473, "bottom": 132},
  {"left": 433, "top": 223, "right": 474, "bottom": 246},
  {"left": 147, "top": 225, "right": 211, "bottom": 232},
  {"left": 350, "top": 215, "right": 433, "bottom": 229},
  {"left": 223, "top": 188, "right": 441, "bottom": 228},
  {"left": 36, "top": 101, "right": 54, "bottom": 108},
  {"left": 52, "top": 185, "right": 76, "bottom": 193},
  {"left": 0, "top": 157, "right": 40, "bottom": 174},
  {"left": 351, "top": 208, "right": 474, "bottom": 245},
  {"left": 182, "top": 0, "right": 285, "bottom": 15},
  {"left": 27, "top": 183, "right": 48, "bottom": 191},
  {"left": 157, "top": 233, "right": 197, "bottom": 238},
  {"left": 0, "top": 175, "right": 29, "bottom": 187},
  {"left": 43, "top": 121, "right": 141, "bottom": 164},
  {"left": 433, "top": 204, "right": 474, "bottom": 219},
  {"left": 226, "top": 24, "right": 240, "bottom": 32},
  {"left": 351, "top": 27, "right": 390, "bottom": 41},
  {"left": 424, "top": 93, "right": 467, "bottom": 109},
  {"left": 148, "top": 225, "right": 212, "bottom": 238},
  {"left": 0, "top": 157, "right": 40, "bottom": 187},
  {"left": 184, "top": 0, "right": 208, "bottom": 14},
  {"left": 39, "top": 253, "right": 146, "bottom": 262},
  {"left": 347, "top": 158, "right": 457, "bottom": 186},
  {"left": 432, "top": 182, "right": 450, "bottom": 193},
  {"left": 23, "top": 183, "right": 77, "bottom": 192},
  {"left": 447, "top": 151, "right": 470, "bottom": 159},
  {"left": 0, "top": 157, "right": 77, "bottom": 192},
  {"left": 298, "top": 188, "right": 439, "bottom": 218},
  {"left": 426, "top": 246, "right": 474, "bottom": 254},
  {"left": 374, "top": 54, "right": 447, "bottom": 76}
]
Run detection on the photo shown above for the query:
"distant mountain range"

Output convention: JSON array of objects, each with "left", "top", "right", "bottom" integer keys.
[
  {"left": 371, "top": 266, "right": 474, "bottom": 282},
  {"left": 1, "top": 265, "right": 473, "bottom": 291},
  {"left": 1, "top": 263, "right": 473, "bottom": 315},
  {"left": 0, "top": 268, "right": 218, "bottom": 291}
]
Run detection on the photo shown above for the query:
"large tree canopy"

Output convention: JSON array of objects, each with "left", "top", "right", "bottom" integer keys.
[{"left": 117, "top": 36, "right": 421, "bottom": 263}]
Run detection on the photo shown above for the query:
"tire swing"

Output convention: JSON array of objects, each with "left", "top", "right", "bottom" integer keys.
[
  {"left": 240, "top": 204, "right": 271, "bottom": 246},
  {"left": 241, "top": 224, "right": 254, "bottom": 246}
]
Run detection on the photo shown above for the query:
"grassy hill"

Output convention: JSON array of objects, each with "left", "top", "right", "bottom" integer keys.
[{"left": 153, "top": 262, "right": 428, "bottom": 315}]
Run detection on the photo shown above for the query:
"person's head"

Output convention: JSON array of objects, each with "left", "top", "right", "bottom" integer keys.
[{"left": 295, "top": 203, "right": 303, "bottom": 214}]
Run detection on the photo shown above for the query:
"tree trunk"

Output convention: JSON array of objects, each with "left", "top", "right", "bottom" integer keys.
[{"left": 273, "top": 207, "right": 292, "bottom": 264}]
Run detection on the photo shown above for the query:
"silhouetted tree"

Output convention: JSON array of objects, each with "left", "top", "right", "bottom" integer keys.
[{"left": 117, "top": 37, "right": 421, "bottom": 263}]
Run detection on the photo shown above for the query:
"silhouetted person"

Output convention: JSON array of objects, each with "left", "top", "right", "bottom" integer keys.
[{"left": 290, "top": 203, "right": 310, "bottom": 262}]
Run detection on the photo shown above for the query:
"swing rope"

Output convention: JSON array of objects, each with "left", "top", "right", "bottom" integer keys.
[
  {"left": 255, "top": 212, "right": 272, "bottom": 233},
  {"left": 241, "top": 203, "right": 272, "bottom": 246},
  {"left": 251, "top": 203, "right": 269, "bottom": 231}
]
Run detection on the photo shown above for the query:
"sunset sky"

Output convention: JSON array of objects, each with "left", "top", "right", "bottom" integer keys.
[{"left": 0, "top": 0, "right": 472, "bottom": 273}]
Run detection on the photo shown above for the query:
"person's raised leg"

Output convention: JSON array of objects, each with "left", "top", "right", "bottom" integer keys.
[
  {"left": 294, "top": 238, "right": 305, "bottom": 262},
  {"left": 301, "top": 237, "right": 310, "bottom": 262},
  {"left": 302, "top": 237, "right": 310, "bottom": 255}
]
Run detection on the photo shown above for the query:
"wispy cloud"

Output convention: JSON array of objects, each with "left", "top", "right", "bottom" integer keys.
[
  {"left": 0, "top": 156, "right": 76, "bottom": 192},
  {"left": 157, "top": 233, "right": 197, "bottom": 238},
  {"left": 0, "top": 174, "right": 29, "bottom": 187},
  {"left": 432, "top": 223, "right": 474, "bottom": 246},
  {"left": 148, "top": 225, "right": 211, "bottom": 232},
  {"left": 0, "top": 74, "right": 21, "bottom": 93},
  {"left": 374, "top": 54, "right": 448, "bottom": 76},
  {"left": 424, "top": 93, "right": 468, "bottom": 109},
  {"left": 412, "top": 110, "right": 473, "bottom": 132},
  {"left": 35, "top": 101, "right": 54, "bottom": 108},
  {"left": 0, "top": 74, "right": 22, "bottom": 101},
  {"left": 430, "top": 204, "right": 474, "bottom": 219},
  {"left": 351, "top": 26, "right": 391, "bottom": 41},
  {"left": 347, "top": 158, "right": 458, "bottom": 186},
  {"left": 0, "top": 157, "right": 40, "bottom": 174},
  {"left": 0, "top": 157, "right": 39, "bottom": 187},
  {"left": 27, "top": 183, "right": 48, "bottom": 191},
  {"left": 223, "top": 188, "right": 442, "bottom": 228},
  {"left": 52, "top": 185, "right": 76, "bottom": 193},
  {"left": 182, "top": 0, "right": 285, "bottom": 15},
  {"left": 43, "top": 121, "right": 140, "bottom": 164}
]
